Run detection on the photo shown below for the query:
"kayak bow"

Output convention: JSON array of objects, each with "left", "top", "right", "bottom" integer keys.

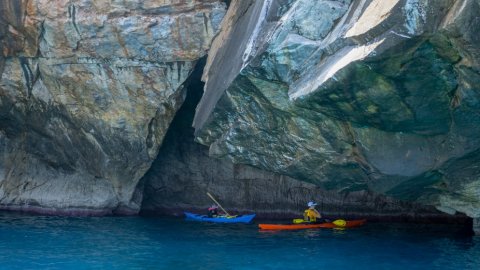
[{"left": 259, "top": 219, "right": 366, "bottom": 230}]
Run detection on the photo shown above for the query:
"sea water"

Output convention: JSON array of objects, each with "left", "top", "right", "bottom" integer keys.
[{"left": 0, "top": 213, "right": 478, "bottom": 270}]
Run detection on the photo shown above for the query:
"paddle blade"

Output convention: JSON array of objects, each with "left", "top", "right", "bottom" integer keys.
[
  {"left": 293, "top": 219, "right": 305, "bottom": 224},
  {"left": 333, "top": 219, "right": 347, "bottom": 227}
]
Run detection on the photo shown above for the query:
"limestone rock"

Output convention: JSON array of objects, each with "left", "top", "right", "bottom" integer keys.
[
  {"left": 0, "top": 0, "right": 225, "bottom": 214},
  {"left": 194, "top": 0, "right": 480, "bottom": 218}
]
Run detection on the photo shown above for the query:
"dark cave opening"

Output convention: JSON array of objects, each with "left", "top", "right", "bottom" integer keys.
[{"left": 138, "top": 56, "right": 208, "bottom": 214}]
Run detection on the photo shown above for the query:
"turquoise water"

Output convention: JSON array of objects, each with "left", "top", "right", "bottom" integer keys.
[{"left": 0, "top": 213, "right": 478, "bottom": 270}]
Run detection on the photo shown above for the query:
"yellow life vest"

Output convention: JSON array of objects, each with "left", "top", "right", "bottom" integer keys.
[{"left": 304, "top": 209, "right": 318, "bottom": 222}]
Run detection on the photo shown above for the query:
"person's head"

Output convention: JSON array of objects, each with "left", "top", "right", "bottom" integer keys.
[
  {"left": 208, "top": 205, "right": 218, "bottom": 211},
  {"left": 307, "top": 201, "right": 317, "bottom": 209}
]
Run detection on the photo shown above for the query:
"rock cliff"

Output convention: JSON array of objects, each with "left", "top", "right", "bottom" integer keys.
[
  {"left": 0, "top": 0, "right": 225, "bottom": 214},
  {"left": 194, "top": 0, "right": 480, "bottom": 219},
  {"left": 142, "top": 64, "right": 461, "bottom": 222},
  {"left": 0, "top": 0, "right": 477, "bottom": 228}
]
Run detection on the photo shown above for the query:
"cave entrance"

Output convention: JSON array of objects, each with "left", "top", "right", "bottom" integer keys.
[{"left": 138, "top": 56, "right": 208, "bottom": 215}]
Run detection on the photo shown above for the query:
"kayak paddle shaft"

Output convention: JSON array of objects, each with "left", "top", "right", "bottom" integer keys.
[{"left": 206, "top": 192, "right": 231, "bottom": 217}]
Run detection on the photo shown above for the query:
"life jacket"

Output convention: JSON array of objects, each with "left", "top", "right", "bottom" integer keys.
[{"left": 304, "top": 209, "right": 318, "bottom": 222}]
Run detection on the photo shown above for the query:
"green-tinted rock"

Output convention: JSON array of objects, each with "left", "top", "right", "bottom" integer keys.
[
  {"left": 195, "top": 0, "right": 480, "bottom": 222},
  {"left": 0, "top": 0, "right": 226, "bottom": 214}
]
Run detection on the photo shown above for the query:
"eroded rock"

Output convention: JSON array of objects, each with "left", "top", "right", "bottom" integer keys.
[
  {"left": 0, "top": 0, "right": 225, "bottom": 214},
  {"left": 194, "top": 0, "right": 480, "bottom": 219}
]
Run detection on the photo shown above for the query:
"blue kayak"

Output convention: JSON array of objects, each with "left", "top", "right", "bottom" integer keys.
[{"left": 184, "top": 212, "right": 256, "bottom": 224}]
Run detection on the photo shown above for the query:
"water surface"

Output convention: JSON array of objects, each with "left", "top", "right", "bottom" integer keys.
[{"left": 0, "top": 213, "right": 478, "bottom": 269}]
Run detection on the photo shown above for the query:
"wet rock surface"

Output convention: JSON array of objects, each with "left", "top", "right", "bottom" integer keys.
[
  {"left": 0, "top": 0, "right": 225, "bottom": 214},
  {"left": 194, "top": 0, "right": 480, "bottom": 219}
]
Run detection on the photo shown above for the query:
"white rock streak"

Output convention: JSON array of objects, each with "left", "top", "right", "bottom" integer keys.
[
  {"left": 345, "top": 0, "right": 400, "bottom": 37},
  {"left": 241, "top": 0, "right": 273, "bottom": 69},
  {"left": 291, "top": 38, "right": 385, "bottom": 99},
  {"left": 390, "top": 30, "right": 411, "bottom": 39}
]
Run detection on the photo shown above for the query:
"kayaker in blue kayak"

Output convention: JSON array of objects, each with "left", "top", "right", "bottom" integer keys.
[
  {"left": 207, "top": 205, "right": 221, "bottom": 217},
  {"left": 303, "top": 201, "right": 322, "bottom": 223}
]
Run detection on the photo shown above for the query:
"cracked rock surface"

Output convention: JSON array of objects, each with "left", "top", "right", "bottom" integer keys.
[{"left": 0, "top": 0, "right": 225, "bottom": 214}]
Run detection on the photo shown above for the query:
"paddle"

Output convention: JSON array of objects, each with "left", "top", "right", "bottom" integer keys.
[
  {"left": 332, "top": 219, "right": 347, "bottom": 227},
  {"left": 292, "top": 218, "right": 347, "bottom": 227},
  {"left": 206, "top": 192, "right": 234, "bottom": 217},
  {"left": 293, "top": 218, "right": 305, "bottom": 224}
]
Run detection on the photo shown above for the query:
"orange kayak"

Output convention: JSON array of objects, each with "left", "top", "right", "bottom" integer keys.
[{"left": 258, "top": 219, "right": 366, "bottom": 230}]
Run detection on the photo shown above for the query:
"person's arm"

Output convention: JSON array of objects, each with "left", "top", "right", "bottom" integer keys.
[{"left": 315, "top": 209, "right": 321, "bottom": 218}]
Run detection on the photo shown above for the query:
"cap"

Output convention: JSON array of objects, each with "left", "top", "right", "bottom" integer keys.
[{"left": 307, "top": 201, "right": 317, "bottom": 207}]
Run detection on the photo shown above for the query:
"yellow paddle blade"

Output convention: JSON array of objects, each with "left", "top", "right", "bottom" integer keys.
[
  {"left": 226, "top": 215, "right": 238, "bottom": 219},
  {"left": 333, "top": 219, "right": 347, "bottom": 227},
  {"left": 293, "top": 218, "right": 305, "bottom": 224}
]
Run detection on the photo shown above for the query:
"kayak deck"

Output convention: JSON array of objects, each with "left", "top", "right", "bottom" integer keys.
[
  {"left": 259, "top": 219, "right": 366, "bottom": 230},
  {"left": 184, "top": 212, "right": 256, "bottom": 224}
]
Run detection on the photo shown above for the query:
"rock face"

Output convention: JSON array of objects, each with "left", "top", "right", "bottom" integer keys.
[
  {"left": 0, "top": 0, "right": 225, "bottom": 214},
  {"left": 142, "top": 66, "right": 459, "bottom": 222},
  {"left": 474, "top": 218, "right": 480, "bottom": 235},
  {"left": 194, "top": 0, "right": 480, "bottom": 219}
]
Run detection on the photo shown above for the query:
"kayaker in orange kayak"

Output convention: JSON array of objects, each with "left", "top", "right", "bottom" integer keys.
[{"left": 303, "top": 201, "right": 322, "bottom": 223}]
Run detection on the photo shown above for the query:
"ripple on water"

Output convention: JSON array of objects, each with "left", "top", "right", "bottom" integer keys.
[{"left": 0, "top": 213, "right": 478, "bottom": 270}]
